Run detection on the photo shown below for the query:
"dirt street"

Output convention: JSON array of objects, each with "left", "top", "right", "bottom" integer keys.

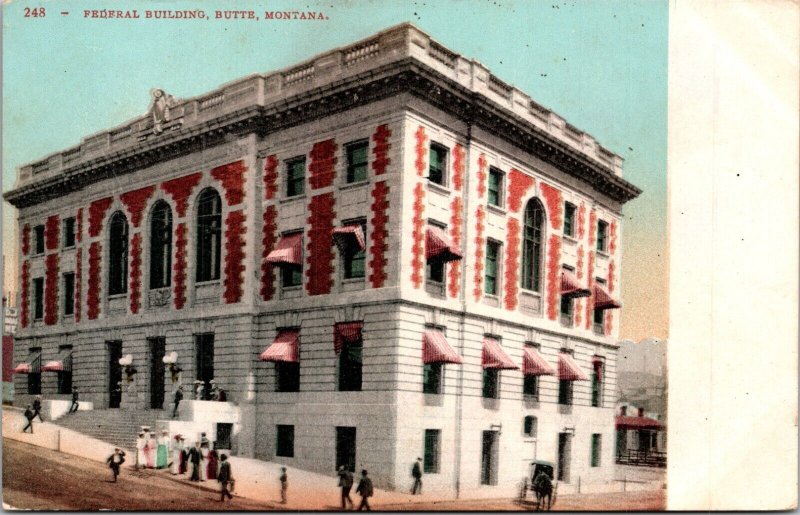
[
  {"left": 3, "top": 438, "right": 665, "bottom": 511},
  {"left": 2, "top": 439, "right": 280, "bottom": 511}
]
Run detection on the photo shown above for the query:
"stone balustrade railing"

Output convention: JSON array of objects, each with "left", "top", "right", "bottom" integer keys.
[{"left": 15, "top": 23, "right": 623, "bottom": 188}]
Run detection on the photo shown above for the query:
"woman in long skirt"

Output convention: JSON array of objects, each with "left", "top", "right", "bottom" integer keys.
[
  {"left": 145, "top": 434, "right": 156, "bottom": 468},
  {"left": 199, "top": 444, "right": 208, "bottom": 481},
  {"left": 156, "top": 430, "right": 169, "bottom": 469},
  {"left": 206, "top": 447, "right": 218, "bottom": 480},
  {"left": 135, "top": 432, "right": 146, "bottom": 469},
  {"left": 170, "top": 435, "right": 183, "bottom": 475},
  {"left": 179, "top": 439, "right": 188, "bottom": 475}
]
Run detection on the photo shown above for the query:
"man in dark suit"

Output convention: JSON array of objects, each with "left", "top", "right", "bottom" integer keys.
[
  {"left": 68, "top": 387, "right": 80, "bottom": 413},
  {"left": 106, "top": 448, "right": 126, "bottom": 482},
  {"left": 217, "top": 454, "right": 233, "bottom": 501},
  {"left": 22, "top": 405, "right": 34, "bottom": 433},
  {"left": 411, "top": 457, "right": 423, "bottom": 494},
  {"left": 338, "top": 465, "right": 354, "bottom": 510},
  {"left": 32, "top": 396, "right": 44, "bottom": 422},
  {"left": 356, "top": 469, "right": 373, "bottom": 511},
  {"left": 172, "top": 386, "right": 183, "bottom": 419},
  {"left": 188, "top": 442, "right": 202, "bottom": 481}
]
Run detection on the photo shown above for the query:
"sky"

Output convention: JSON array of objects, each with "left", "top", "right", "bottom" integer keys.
[{"left": 1, "top": 0, "right": 668, "bottom": 341}]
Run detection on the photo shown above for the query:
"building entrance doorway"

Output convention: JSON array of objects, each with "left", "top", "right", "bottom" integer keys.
[
  {"left": 481, "top": 430, "right": 499, "bottom": 485},
  {"left": 149, "top": 337, "right": 165, "bottom": 409},
  {"left": 195, "top": 333, "right": 215, "bottom": 399},
  {"left": 557, "top": 432, "right": 572, "bottom": 482},
  {"left": 107, "top": 341, "right": 122, "bottom": 408},
  {"left": 336, "top": 426, "right": 357, "bottom": 472}
]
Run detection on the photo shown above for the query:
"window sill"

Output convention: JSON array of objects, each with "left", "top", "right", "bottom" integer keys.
[
  {"left": 62, "top": 245, "right": 76, "bottom": 251},
  {"left": 562, "top": 235, "right": 578, "bottom": 245},
  {"left": 342, "top": 276, "right": 366, "bottom": 284},
  {"left": 486, "top": 204, "right": 506, "bottom": 216},
  {"left": 339, "top": 180, "right": 369, "bottom": 191},
  {"left": 426, "top": 182, "right": 450, "bottom": 196},
  {"left": 425, "top": 280, "right": 446, "bottom": 298},
  {"left": 596, "top": 250, "right": 610, "bottom": 259},
  {"left": 280, "top": 194, "right": 306, "bottom": 204},
  {"left": 108, "top": 293, "right": 127, "bottom": 300},
  {"left": 483, "top": 294, "right": 500, "bottom": 308},
  {"left": 196, "top": 279, "right": 221, "bottom": 286}
]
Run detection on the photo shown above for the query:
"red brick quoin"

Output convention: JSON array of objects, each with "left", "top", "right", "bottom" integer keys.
[
  {"left": 371, "top": 125, "right": 391, "bottom": 176},
  {"left": 172, "top": 224, "right": 188, "bottom": 309},
  {"left": 539, "top": 182, "right": 563, "bottom": 231},
  {"left": 21, "top": 224, "right": 30, "bottom": 256},
  {"left": 410, "top": 183, "right": 426, "bottom": 289},
  {"left": 223, "top": 210, "right": 247, "bottom": 304},
  {"left": 309, "top": 139, "right": 337, "bottom": 190},
  {"left": 260, "top": 205, "right": 278, "bottom": 301},
  {"left": 45, "top": 215, "right": 60, "bottom": 251},
  {"left": 87, "top": 242, "right": 102, "bottom": 320},
  {"left": 88, "top": 197, "right": 114, "bottom": 238},
  {"left": 74, "top": 249, "right": 82, "bottom": 322},
  {"left": 546, "top": 234, "right": 562, "bottom": 321},
  {"left": 503, "top": 218, "right": 521, "bottom": 310},
  {"left": 120, "top": 185, "right": 156, "bottom": 227},
  {"left": 507, "top": 169, "right": 535, "bottom": 213},
  {"left": 263, "top": 155, "right": 279, "bottom": 200},
  {"left": 20, "top": 261, "right": 30, "bottom": 328},
  {"left": 129, "top": 235, "right": 142, "bottom": 314},
  {"left": 368, "top": 181, "right": 389, "bottom": 288},
  {"left": 44, "top": 254, "right": 59, "bottom": 326},
  {"left": 161, "top": 173, "right": 202, "bottom": 217},
  {"left": 306, "top": 193, "right": 336, "bottom": 296},
  {"left": 448, "top": 196, "right": 463, "bottom": 299},
  {"left": 473, "top": 205, "right": 486, "bottom": 302},
  {"left": 211, "top": 161, "right": 247, "bottom": 207}
]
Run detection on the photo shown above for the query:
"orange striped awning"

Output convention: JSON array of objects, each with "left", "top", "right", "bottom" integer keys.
[
  {"left": 561, "top": 270, "right": 591, "bottom": 298},
  {"left": 260, "top": 329, "right": 300, "bottom": 363},
  {"left": 422, "top": 330, "right": 462, "bottom": 365},
  {"left": 558, "top": 352, "right": 589, "bottom": 381},
  {"left": 42, "top": 350, "right": 72, "bottom": 373},
  {"left": 425, "top": 226, "right": 462, "bottom": 263},
  {"left": 522, "top": 347, "right": 555, "bottom": 376},
  {"left": 332, "top": 226, "right": 366, "bottom": 254},
  {"left": 266, "top": 233, "right": 303, "bottom": 265},
  {"left": 334, "top": 322, "right": 363, "bottom": 354},
  {"left": 593, "top": 283, "right": 621, "bottom": 310},
  {"left": 13, "top": 363, "right": 31, "bottom": 374},
  {"left": 482, "top": 338, "right": 518, "bottom": 370}
]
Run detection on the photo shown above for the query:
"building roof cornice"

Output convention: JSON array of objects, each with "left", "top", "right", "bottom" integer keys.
[{"left": 4, "top": 23, "right": 641, "bottom": 208}]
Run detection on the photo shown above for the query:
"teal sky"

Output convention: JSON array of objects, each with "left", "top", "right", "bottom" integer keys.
[{"left": 2, "top": 0, "right": 668, "bottom": 340}]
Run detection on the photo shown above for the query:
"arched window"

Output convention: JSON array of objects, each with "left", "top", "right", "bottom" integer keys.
[
  {"left": 521, "top": 199, "right": 545, "bottom": 292},
  {"left": 196, "top": 188, "right": 222, "bottom": 282},
  {"left": 149, "top": 200, "right": 173, "bottom": 289},
  {"left": 108, "top": 211, "right": 129, "bottom": 295}
]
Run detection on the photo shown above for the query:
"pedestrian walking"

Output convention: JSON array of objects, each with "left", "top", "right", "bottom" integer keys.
[
  {"left": 32, "top": 396, "right": 44, "bottom": 422},
  {"left": 217, "top": 454, "right": 234, "bottom": 502},
  {"left": 356, "top": 469, "right": 373, "bottom": 511},
  {"left": 135, "top": 432, "right": 146, "bottom": 469},
  {"left": 338, "top": 465, "right": 355, "bottom": 510},
  {"left": 68, "top": 387, "right": 80, "bottom": 413},
  {"left": 179, "top": 437, "right": 189, "bottom": 475},
  {"left": 279, "top": 467, "right": 288, "bottom": 504},
  {"left": 188, "top": 441, "right": 202, "bottom": 481},
  {"left": 411, "top": 457, "right": 423, "bottom": 494},
  {"left": 145, "top": 433, "right": 157, "bottom": 468},
  {"left": 170, "top": 434, "right": 183, "bottom": 475},
  {"left": 207, "top": 445, "right": 219, "bottom": 480},
  {"left": 172, "top": 386, "right": 183, "bottom": 419},
  {"left": 22, "top": 405, "right": 35, "bottom": 433},
  {"left": 106, "top": 448, "right": 126, "bottom": 482}
]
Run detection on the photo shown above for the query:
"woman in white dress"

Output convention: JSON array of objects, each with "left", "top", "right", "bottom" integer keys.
[
  {"left": 170, "top": 434, "right": 183, "bottom": 474},
  {"left": 135, "top": 432, "right": 146, "bottom": 469},
  {"left": 199, "top": 436, "right": 209, "bottom": 481}
]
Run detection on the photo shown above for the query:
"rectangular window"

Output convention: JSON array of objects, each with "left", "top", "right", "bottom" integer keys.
[
  {"left": 482, "top": 368, "right": 499, "bottom": 399},
  {"left": 423, "top": 362, "right": 442, "bottom": 394},
  {"left": 276, "top": 362, "right": 300, "bottom": 392},
  {"left": 63, "top": 272, "right": 75, "bottom": 316},
  {"left": 424, "top": 429, "right": 441, "bottom": 473},
  {"left": 597, "top": 220, "right": 609, "bottom": 252},
  {"left": 594, "top": 278, "right": 606, "bottom": 335},
  {"left": 480, "top": 430, "right": 499, "bottom": 485},
  {"left": 563, "top": 203, "right": 576, "bottom": 237},
  {"left": 281, "top": 265, "right": 303, "bottom": 288},
  {"left": 276, "top": 425, "right": 295, "bottom": 457},
  {"left": 286, "top": 157, "right": 306, "bottom": 197},
  {"left": 28, "top": 349, "right": 41, "bottom": 395},
  {"left": 63, "top": 217, "right": 76, "bottom": 248},
  {"left": 524, "top": 416, "right": 538, "bottom": 437},
  {"left": 592, "top": 358, "right": 604, "bottom": 407},
  {"left": 426, "top": 222, "right": 447, "bottom": 286},
  {"left": 558, "top": 379, "right": 573, "bottom": 405},
  {"left": 560, "top": 295, "right": 573, "bottom": 327},
  {"left": 488, "top": 167, "right": 504, "bottom": 207},
  {"left": 428, "top": 143, "right": 448, "bottom": 186},
  {"left": 195, "top": 333, "right": 215, "bottom": 398},
  {"left": 485, "top": 240, "right": 500, "bottom": 295},
  {"left": 338, "top": 336, "right": 362, "bottom": 392},
  {"left": 34, "top": 225, "right": 45, "bottom": 255},
  {"left": 57, "top": 345, "right": 73, "bottom": 394},
  {"left": 523, "top": 374, "right": 539, "bottom": 398},
  {"left": 342, "top": 220, "right": 367, "bottom": 280},
  {"left": 346, "top": 140, "right": 369, "bottom": 183},
  {"left": 591, "top": 434, "right": 602, "bottom": 467},
  {"left": 33, "top": 277, "right": 44, "bottom": 320}
]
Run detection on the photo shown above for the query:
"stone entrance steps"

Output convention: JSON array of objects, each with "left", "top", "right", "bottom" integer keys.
[{"left": 52, "top": 408, "right": 163, "bottom": 450}]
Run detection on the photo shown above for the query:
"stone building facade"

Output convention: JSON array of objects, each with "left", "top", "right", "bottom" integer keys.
[{"left": 5, "top": 23, "right": 640, "bottom": 496}]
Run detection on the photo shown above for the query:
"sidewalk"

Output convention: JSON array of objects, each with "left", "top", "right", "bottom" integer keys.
[{"left": 2, "top": 407, "right": 440, "bottom": 510}]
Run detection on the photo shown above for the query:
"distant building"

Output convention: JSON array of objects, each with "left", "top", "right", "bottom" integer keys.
[{"left": 4, "top": 24, "right": 640, "bottom": 495}]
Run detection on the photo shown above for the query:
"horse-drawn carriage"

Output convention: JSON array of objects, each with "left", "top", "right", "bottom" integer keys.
[{"left": 518, "top": 460, "right": 557, "bottom": 511}]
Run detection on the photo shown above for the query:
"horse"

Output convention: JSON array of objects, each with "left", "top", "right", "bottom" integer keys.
[{"left": 532, "top": 473, "right": 553, "bottom": 511}]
